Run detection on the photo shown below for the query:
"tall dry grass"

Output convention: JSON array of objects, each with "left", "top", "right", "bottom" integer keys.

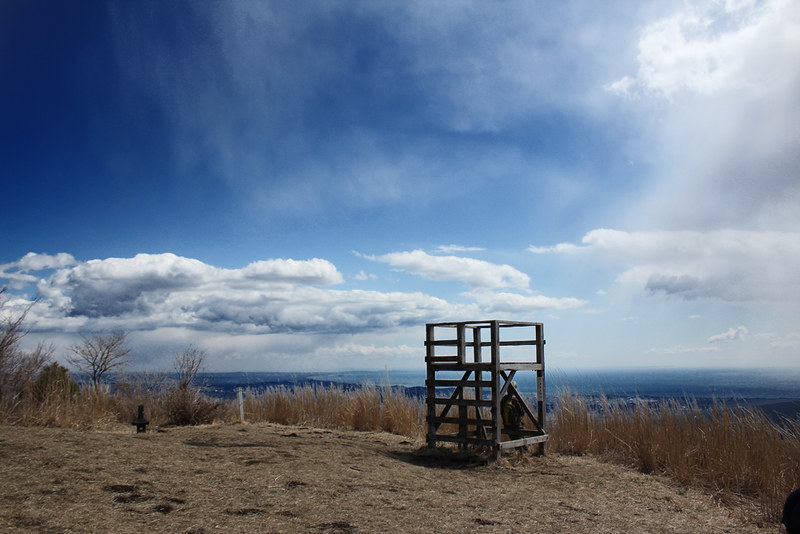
[
  {"left": 0, "top": 377, "right": 234, "bottom": 430},
  {"left": 243, "top": 383, "right": 425, "bottom": 438},
  {"left": 1, "top": 386, "right": 118, "bottom": 429},
  {"left": 549, "top": 391, "right": 800, "bottom": 523}
]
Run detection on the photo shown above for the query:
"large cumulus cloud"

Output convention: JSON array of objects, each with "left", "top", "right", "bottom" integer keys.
[
  {"left": 531, "top": 228, "right": 800, "bottom": 301},
  {"left": 0, "top": 253, "right": 451, "bottom": 334},
  {"left": 3, "top": 250, "right": 585, "bottom": 339}
]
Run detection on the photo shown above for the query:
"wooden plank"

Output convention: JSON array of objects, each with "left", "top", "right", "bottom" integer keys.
[
  {"left": 426, "top": 379, "right": 493, "bottom": 388},
  {"left": 460, "top": 340, "right": 539, "bottom": 348},
  {"left": 431, "top": 435, "right": 496, "bottom": 447},
  {"left": 498, "top": 434, "right": 549, "bottom": 449},
  {"left": 425, "top": 355, "right": 460, "bottom": 362},
  {"left": 426, "top": 320, "right": 539, "bottom": 328},
  {"left": 499, "top": 362, "right": 544, "bottom": 371},
  {"left": 428, "top": 363, "right": 494, "bottom": 372},
  {"left": 427, "top": 415, "right": 497, "bottom": 426},
  {"left": 499, "top": 369, "right": 517, "bottom": 398},
  {"left": 430, "top": 398, "right": 493, "bottom": 407},
  {"left": 424, "top": 339, "right": 460, "bottom": 346}
]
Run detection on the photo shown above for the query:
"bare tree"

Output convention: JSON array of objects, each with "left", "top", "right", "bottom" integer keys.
[
  {"left": 66, "top": 330, "right": 131, "bottom": 389},
  {"left": 1, "top": 288, "right": 52, "bottom": 402},
  {"left": 174, "top": 344, "right": 205, "bottom": 391}
]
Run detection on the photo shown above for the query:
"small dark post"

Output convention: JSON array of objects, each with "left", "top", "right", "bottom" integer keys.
[{"left": 132, "top": 405, "right": 149, "bottom": 433}]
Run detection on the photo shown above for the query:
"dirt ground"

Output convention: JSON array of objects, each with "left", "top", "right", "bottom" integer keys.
[{"left": 0, "top": 423, "right": 779, "bottom": 533}]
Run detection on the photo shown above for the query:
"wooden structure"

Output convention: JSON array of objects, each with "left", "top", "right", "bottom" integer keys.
[{"left": 425, "top": 320, "right": 547, "bottom": 459}]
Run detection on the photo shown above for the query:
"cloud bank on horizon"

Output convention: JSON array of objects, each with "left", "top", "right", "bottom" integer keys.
[{"left": 1, "top": 0, "right": 799, "bottom": 371}]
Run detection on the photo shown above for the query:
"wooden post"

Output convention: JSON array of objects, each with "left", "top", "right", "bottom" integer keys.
[
  {"left": 473, "top": 326, "right": 483, "bottom": 437},
  {"left": 457, "top": 323, "right": 467, "bottom": 449},
  {"left": 490, "top": 320, "right": 501, "bottom": 460},
  {"left": 536, "top": 323, "right": 546, "bottom": 454},
  {"left": 426, "top": 323, "right": 436, "bottom": 448},
  {"left": 237, "top": 387, "right": 245, "bottom": 423}
]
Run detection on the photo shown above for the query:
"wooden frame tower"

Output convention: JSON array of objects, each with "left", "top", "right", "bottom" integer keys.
[{"left": 425, "top": 320, "right": 548, "bottom": 459}]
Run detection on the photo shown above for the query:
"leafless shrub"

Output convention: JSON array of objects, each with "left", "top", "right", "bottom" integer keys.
[
  {"left": 174, "top": 344, "right": 205, "bottom": 391},
  {"left": 162, "top": 386, "right": 221, "bottom": 426},
  {"left": 162, "top": 345, "right": 222, "bottom": 426},
  {"left": 0, "top": 288, "right": 52, "bottom": 420}
]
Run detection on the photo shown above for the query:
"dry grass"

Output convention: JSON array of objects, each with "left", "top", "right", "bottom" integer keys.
[
  {"left": 0, "top": 423, "right": 774, "bottom": 533},
  {"left": 1, "top": 388, "right": 118, "bottom": 429},
  {"left": 548, "top": 391, "right": 800, "bottom": 523},
  {"left": 243, "top": 383, "right": 425, "bottom": 438}
]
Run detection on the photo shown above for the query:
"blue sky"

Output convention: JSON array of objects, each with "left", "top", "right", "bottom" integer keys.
[{"left": 2, "top": 0, "right": 799, "bottom": 372}]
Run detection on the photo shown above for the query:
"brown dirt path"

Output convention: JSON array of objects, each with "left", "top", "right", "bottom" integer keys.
[{"left": 0, "top": 424, "right": 774, "bottom": 533}]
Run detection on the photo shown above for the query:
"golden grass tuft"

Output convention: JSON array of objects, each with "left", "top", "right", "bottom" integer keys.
[
  {"left": 242, "top": 383, "right": 425, "bottom": 438},
  {"left": 548, "top": 391, "right": 800, "bottom": 523}
]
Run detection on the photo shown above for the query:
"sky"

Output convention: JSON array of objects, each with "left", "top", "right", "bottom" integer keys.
[{"left": 1, "top": 0, "right": 799, "bottom": 372}]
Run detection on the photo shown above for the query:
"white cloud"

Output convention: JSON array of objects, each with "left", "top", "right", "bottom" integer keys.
[
  {"left": 609, "top": 0, "right": 800, "bottom": 231},
  {"left": 353, "top": 270, "right": 377, "bottom": 281},
  {"left": 608, "top": 0, "right": 791, "bottom": 100},
  {"left": 707, "top": 325, "right": 748, "bottom": 343},
  {"left": 373, "top": 249, "right": 530, "bottom": 289},
  {"left": 436, "top": 245, "right": 485, "bottom": 253},
  {"left": 1, "top": 250, "right": 592, "bottom": 349},
  {"left": 532, "top": 229, "right": 800, "bottom": 301},
  {"left": 13, "top": 252, "right": 77, "bottom": 271},
  {"left": 240, "top": 258, "right": 344, "bottom": 285},
  {"left": 0, "top": 253, "right": 460, "bottom": 335},
  {"left": 38, "top": 253, "right": 343, "bottom": 320},
  {"left": 528, "top": 243, "right": 581, "bottom": 254},
  {"left": 0, "top": 252, "right": 77, "bottom": 290},
  {"left": 466, "top": 290, "right": 586, "bottom": 313}
]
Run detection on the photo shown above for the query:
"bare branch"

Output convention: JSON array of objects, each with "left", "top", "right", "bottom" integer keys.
[
  {"left": 174, "top": 345, "right": 205, "bottom": 391},
  {"left": 1, "top": 288, "right": 50, "bottom": 399},
  {"left": 66, "top": 330, "right": 131, "bottom": 389}
]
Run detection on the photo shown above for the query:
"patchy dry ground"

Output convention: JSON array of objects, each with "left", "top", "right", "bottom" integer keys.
[{"left": 0, "top": 424, "right": 775, "bottom": 533}]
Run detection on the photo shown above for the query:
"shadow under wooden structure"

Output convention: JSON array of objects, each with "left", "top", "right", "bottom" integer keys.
[{"left": 425, "top": 320, "right": 548, "bottom": 460}]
